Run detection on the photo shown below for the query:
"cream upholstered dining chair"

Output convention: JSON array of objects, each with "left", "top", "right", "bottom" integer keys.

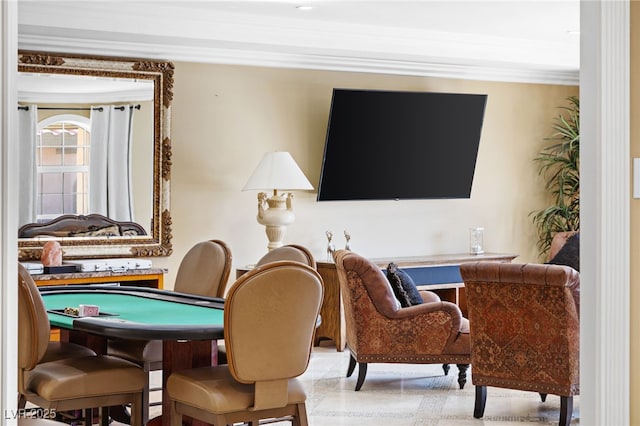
[
  {"left": 18, "top": 328, "right": 97, "bottom": 410},
  {"left": 17, "top": 264, "right": 146, "bottom": 426},
  {"left": 167, "top": 260, "right": 323, "bottom": 426},
  {"left": 17, "top": 270, "right": 97, "bottom": 410},
  {"left": 216, "top": 243, "right": 317, "bottom": 366},
  {"left": 255, "top": 244, "right": 316, "bottom": 268},
  {"left": 460, "top": 262, "right": 580, "bottom": 426},
  {"left": 107, "top": 239, "right": 232, "bottom": 424}
]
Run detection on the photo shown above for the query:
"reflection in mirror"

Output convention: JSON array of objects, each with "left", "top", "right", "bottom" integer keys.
[{"left": 17, "top": 51, "right": 173, "bottom": 260}]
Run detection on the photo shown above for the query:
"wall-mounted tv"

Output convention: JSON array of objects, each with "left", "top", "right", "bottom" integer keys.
[{"left": 317, "top": 89, "right": 487, "bottom": 201}]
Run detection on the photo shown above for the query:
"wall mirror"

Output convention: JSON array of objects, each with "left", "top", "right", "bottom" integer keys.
[{"left": 17, "top": 51, "right": 173, "bottom": 260}]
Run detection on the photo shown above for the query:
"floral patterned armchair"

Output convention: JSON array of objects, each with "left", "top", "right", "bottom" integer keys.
[
  {"left": 460, "top": 262, "right": 580, "bottom": 426},
  {"left": 333, "top": 250, "right": 470, "bottom": 391}
]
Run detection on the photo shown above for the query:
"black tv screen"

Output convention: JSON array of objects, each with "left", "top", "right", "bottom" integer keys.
[{"left": 317, "top": 89, "right": 487, "bottom": 201}]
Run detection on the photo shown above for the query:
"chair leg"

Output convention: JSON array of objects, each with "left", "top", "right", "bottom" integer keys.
[
  {"left": 346, "top": 354, "right": 357, "bottom": 377},
  {"left": 141, "top": 362, "right": 151, "bottom": 426},
  {"left": 559, "top": 396, "right": 573, "bottom": 426},
  {"left": 456, "top": 364, "right": 469, "bottom": 389},
  {"left": 354, "top": 362, "right": 368, "bottom": 391},
  {"left": 131, "top": 393, "right": 143, "bottom": 426},
  {"left": 84, "top": 408, "right": 94, "bottom": 425},
  {"left": 540, "top": 393, "right": 548, "bottom": 402},
  {"left": 170, "top": 400, "right": 182, "bottom": 426},
  {"left": 296, "top": 402, "right": 309, "bottom": 426},
  {"left": 442, "top": 363, "right": 450, "bottom": 375},
  {"left": 100, "top": 407, "right": 110, "bottom": 426},
  {"left": 474, "top": 385, "right": 487, "bottom": 419}
]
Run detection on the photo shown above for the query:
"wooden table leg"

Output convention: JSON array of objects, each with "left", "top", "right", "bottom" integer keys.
[
  {"left": 60, "top": 329, "right": 108, "bottom": 354},
  {"left": 146, "top": 340, "right": 216, "bottom": 426}
]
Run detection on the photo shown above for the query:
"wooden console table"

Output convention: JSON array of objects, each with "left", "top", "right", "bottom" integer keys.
[
  {"left": 32, "top": 268, "right": 166, "bottom": 289},
  {"left": 314, "top": 252, "right": 518, "bottom": 351},
  {"left": 32, "top": 268, "right": 166, "bottom": 341}
]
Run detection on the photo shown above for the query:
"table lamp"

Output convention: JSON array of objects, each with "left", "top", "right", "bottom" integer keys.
[{"left": 242, "top": 151, "right": 314, "bottom": 250}]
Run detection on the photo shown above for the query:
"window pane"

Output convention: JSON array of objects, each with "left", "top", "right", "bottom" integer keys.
[
  {"left": 39, "top": 147, "right": 62, "bottom": 166},
  {"left": 63, "top": 194, "right": 77, "bottom": 214},
  {"left": 63, "top": 172, "right": 78, "bottom": 193},
  {"left": 40, "top": 130, "right": 62, "bottom": 147},
  {"left": 41, "top": 194, "right": 62, "bottom": 216},
  {"left": 63, "top": 147, "right": 80, "bottom": 166},
  {"left": 76, "top": 146, "right": 89, "bottom": 166},
  {"left": 76, "top": 128, "right": 90, "bottom": 146},
  {"left": 62, "top": 129, "right": 78, "bottom": 147},
  {"left": 41, "top": 173, "right": 62, "bottom": 194},
  {"left": 76, "top": 172, "right": 88, "bottom": 194},
  {"left": 36, "top": 194, "right": 41, "bottom": 216},
  {"left": 76, "top": 193, "right": 87, "bottom": 214},
  {"left": 36, "top": 117, "right": 91, "bottom": 222}
]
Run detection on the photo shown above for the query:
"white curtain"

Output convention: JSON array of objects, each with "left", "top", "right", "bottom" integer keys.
[
  {"left": 89, "top": 105, "right": 136, "bottom": 222},
  {"left": 17, "top": 105, "right": 37, "bottom": 228}
]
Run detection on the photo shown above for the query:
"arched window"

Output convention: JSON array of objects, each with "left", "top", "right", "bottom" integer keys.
[{"left": 36, "top": 114, "right": 90, "bottom": 222}]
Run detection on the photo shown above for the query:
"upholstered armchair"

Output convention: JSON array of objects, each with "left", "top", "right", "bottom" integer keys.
[
  {"left": 333, "top": 250, "right": 470, "bottom": 391},
  {"left": 460, "top": 262, "right": 580, "bottom": 426},
  {"left": 549, "top": 231, "right": 579, "bottom": 261}
]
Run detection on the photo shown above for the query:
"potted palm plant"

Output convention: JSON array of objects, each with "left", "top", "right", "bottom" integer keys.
[{"left": 531, "top": 96, "right": 580, "bottom": 257}]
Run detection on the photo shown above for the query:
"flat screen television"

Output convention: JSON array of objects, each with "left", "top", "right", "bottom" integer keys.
[{"left": 317, "top": 89, "right": 487, "bottom": 201}]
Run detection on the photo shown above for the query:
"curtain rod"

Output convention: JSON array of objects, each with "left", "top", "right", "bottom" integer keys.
[{"left": 17, "top": 105, "right": 141, "bottom": 112}]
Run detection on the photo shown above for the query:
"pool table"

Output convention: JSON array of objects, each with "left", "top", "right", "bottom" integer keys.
[{"left": 40, "top": 285, "right": 225, "bottom": 426}]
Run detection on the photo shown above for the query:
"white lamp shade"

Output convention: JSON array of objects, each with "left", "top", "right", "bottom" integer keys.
[{"left": 243, "top": 151, "right": 314, "bottom": 191}]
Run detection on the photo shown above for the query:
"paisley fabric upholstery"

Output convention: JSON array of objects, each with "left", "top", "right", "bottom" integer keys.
[
  {"left": 461, "top": 262, "right": 580, "bottom": 397},
  {"left": 335, "top": 250, "right": 470, "bottom": 364}
]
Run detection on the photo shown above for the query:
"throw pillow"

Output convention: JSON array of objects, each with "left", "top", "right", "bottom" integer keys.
[
  {"left": 386, "top": 267, "right": 412, "bottom": 308},
  {"left": 386, "top": 262, "right": 423, "bottom": 307},
  {"left": 547, "top": 232, "right": 580, "bottom": 272}
]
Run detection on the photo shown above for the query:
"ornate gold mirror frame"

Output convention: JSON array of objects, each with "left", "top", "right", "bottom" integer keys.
[{"left": 17, "top": 51, "right": 173, "bottom": 260}]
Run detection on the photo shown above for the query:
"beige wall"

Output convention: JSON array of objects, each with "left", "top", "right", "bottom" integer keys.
[
  {"left": 631, "top": 2, "right": 639, "bottom": 423},
  {"left": 150, "top": 61, "right": 577, "bottom": 288}
]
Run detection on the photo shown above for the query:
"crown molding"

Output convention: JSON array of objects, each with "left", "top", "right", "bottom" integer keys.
[
  {"left": 17, "top": 2, "right": 579, "bottom": 86},
  {"left": 18, "top": 31, "right": 579, "bottom": 86}
]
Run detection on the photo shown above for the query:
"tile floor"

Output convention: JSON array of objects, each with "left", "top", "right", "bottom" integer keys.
[{"left": 145, "top": 343, "right": 579, "bottom": 425}]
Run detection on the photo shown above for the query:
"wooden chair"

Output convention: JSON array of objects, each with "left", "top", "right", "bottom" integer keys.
[
  {"left": 333, "top": 249, "right": 470, "bottom": 391},
  {"left": 106, "top": 239, "right": 232, "bottom": 424},
  {"left": 460, "top": 262, "right": 580, "bottom": 426},
  {"left": 17, "top": 264, "right": 146, "bottom": 426},
  {"left": 167, "top": 260, "right": 323, "bottom": 426}
]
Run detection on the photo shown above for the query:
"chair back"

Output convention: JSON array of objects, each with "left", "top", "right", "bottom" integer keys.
[
  {"left": 255, "top": 244, "right": 316, "bottom": 268},
  {"left": 224, "top": 261, "right": 323, "bottom": 410},
  {"left": 460, "top": 262, "right": 580, "bottom": 396},
  {"left": 334, "top": 250, "right": 401, "bottom": 352},
  {"left": 18, "top": 264, "right": 50, "bottom": 372},
  {"left": 334, "top": 249, "right": 400, "bottom": 315},
  {"left": 173, "top": 239, "right": 232, "bottom": 298}
]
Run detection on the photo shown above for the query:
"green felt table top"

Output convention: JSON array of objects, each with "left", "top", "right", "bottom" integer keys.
[{"left": 41, "top": 287, "right": 225, "bottom": 340}]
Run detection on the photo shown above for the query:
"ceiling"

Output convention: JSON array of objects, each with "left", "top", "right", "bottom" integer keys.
[{"left": 17, "top": 0, "right": 580, "bottom": 85}]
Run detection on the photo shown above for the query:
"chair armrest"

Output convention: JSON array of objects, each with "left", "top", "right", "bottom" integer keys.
[
  {"left": 391, "top": 301, "right": 463, "bottom": 330},
  {"left": 352, "top": 301, "right": 466, "bottom": 356},
  {"left": 419, "top": 290, "right": 441, "bottom": 303}
]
